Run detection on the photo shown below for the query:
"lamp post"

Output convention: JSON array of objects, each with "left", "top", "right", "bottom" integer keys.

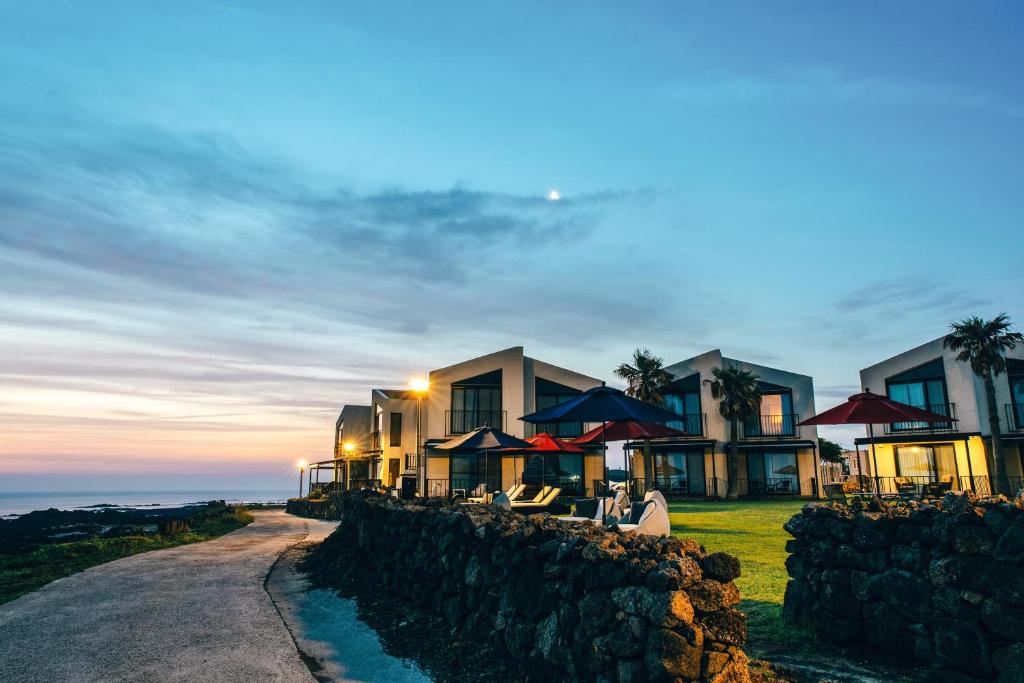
[
  {"left": 297, "top": 459, "right": 307, "bottom": 498},
  {"left": 409, "top": 378, "right": 429, "bottom": 498},
  {"left": 342, "top": 441, "right": 354, "bottom": 490}
]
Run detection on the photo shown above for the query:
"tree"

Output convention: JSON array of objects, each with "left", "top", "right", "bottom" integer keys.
[
  {"left": 818, "top": 437, "right": 844, "bottom": 463},
  {"left": 705, "top": 366, "right": 762, "bottom": 498},
  {"left": 614, "top": 348, "right": 674, "bottom": 404},
  {"left": 944, "top": 314, "right": 1024, "bottom": 496}
]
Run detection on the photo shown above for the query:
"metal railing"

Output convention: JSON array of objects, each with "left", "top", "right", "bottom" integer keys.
[
  {"left": 532, "top": 421, "right": 585, "bottom": 438},
  {"left": 445, "top": 410, "right": 506, "bottom": 435},
  {"left": 404, "top": 453, "right": 421, "bottom": 471},
  {"left": 734, "top": 477, "right": 803, "bottom": 496},
  {"left": 741, "top": 414, "right": 799, "bottom": 439},
  {"left": 884, "top": 402, "right": 956, "bottom": 434},
  {"left": 1006, "top": 403, "right": 1024, "bottom": 432},
  {"left": 846, "top": 474, "right": 990, "bottom": 497},
  {"left": 424, "top": 477, "right": 502, "bottom": 499},
  {"left": 665, "top": 413, "right": 706, "bottom": 437},
  {"left": 348, "top": 478, "right": 383, "bottom": 491}
]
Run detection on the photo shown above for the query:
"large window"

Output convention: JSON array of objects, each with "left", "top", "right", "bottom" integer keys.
[
  {"left": 1010, "top": 369, "right": 1024, "bottom": 430},
  {"left": 651, "top": 451, "right": 705, "bottom": 495},
  {"left": 389, "top": 412, "right": 402, "bottom": 447},
  {"left": 664, "top": 392, "right": 702, "bottom": 434},
  {"left": 746, "top": 451, "right": 798, "bottom": 494},
  {"left": 535, "top": 378, "right": 583, "bottom": 437},
  {"left": 450, "top": 453, "right": 501, "bottom": 495},
  {"left": 521, "top": 453, "right": 584, "bottom": 493},
  {"left": 745, "top": 392, "right": 794, "bottom": 436},
  {"left": 450, "top": 372, "right": 502, "bottom": 434},
  {"left": 895, "top": 445, "right": 956, "bottom": 484},
  {"left": 886, "top": 359, "right": 951, "bottom": 431}
]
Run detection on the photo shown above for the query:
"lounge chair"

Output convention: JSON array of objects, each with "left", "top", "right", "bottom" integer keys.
[
  {"left": 510, "top": 487, "right": 562, "bottom": 513},
  {"left": 505, "top": 483, "right": 528, "bottom": 502},
  {"left": 614, "top": 498, "right": 671, "bottom": 537},
  {"left": 560, "top": 497, "right": 619, "bottom": 525}
]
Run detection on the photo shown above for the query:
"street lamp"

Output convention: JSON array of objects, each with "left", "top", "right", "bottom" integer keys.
[
  {"left": 296, "top": 459, "right": 307, "bottom": 498},
  {"left": 409, "top": 378, "right": 429, "bottom": 497}
]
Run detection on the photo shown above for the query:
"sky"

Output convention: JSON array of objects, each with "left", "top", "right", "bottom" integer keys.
[{"left": 1, "top": 1, "right": 1022, "bottom": 492}]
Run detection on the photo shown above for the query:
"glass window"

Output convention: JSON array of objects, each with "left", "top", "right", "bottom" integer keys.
[
  {"left": 1011, "top": 377, "right": 1024, "bottom": 405},
  {"left": 389, "top": 412, "right": 402, "bottom": 447},
  {"left": 888, "top": 380, "right": 950, "bottom": 430},
  {"left": 450, "top": 386, "right": 501, "bottom": 433},
  {"left": 535, "top": 392, "right": 582, "bottom": 437},
  {"left": 896, "top": 446, "right": 934, "bottom": 480},
  {"left": 747, "top": 451, "right": 797, "bottom": 493},
  {"left": 664, "top": 392, "right": 701, "bottom": 434}
]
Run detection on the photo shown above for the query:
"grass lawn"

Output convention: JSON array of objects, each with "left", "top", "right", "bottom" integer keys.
[
  {"left": 668, "top": 499, "right": 808, "bottom": 657},
  {"left": 0, "top": 506, "right": 253, "bottom": 605}
]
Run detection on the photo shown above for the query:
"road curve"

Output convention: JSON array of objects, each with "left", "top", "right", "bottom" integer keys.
[{"left": 0, "top": 510, "right": 337, "bottom": 682}]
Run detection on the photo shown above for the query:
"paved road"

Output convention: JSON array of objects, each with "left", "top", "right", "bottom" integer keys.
[{"left": 0, "top": 511, "right": 337, "bottom": 682}]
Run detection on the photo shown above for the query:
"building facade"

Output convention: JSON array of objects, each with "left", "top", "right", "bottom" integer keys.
[
  {"left": 420, "top": 346, "right": 604, "bottom": 498},
  {"left": 626, "top": 350, "right": 821, "bottom": 498},
  {"left": 856, "top": 336, "right": 1024, "bottom": 494}
]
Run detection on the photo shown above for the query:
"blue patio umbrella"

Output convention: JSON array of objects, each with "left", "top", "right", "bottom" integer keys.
[
  {"left": 434, "top": 426, "right": 532, "bottom": 496},
  {"left": 520, "top": 383, "right": 682, "bottom": 520}
]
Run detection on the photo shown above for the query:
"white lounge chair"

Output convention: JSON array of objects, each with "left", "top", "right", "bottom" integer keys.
[
  {"left": 560, "top": 497, "right": 619, "bottom": 525},
  {"left": 510, "top": 487, "right": 562, "bottom": 513},
  {"left": 615, "top": 498, "right": 671, "bottom": 537}
]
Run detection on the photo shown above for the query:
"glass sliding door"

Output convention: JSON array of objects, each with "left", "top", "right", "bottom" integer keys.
[
  {"left": 746, "top": 451, "right": 798, "bottom": 494},
  {"left": 888, "top": 380, "right": 950, "bottom": 431}
]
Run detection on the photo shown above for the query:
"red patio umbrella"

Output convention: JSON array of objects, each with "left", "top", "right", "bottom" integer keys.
[
  {"left": 501, "top": 432, "right": 584, "bottom": 490},
  {"left": 573, "top": 421, "right": 691, "bottom": 495},
  {"left": 798, "top": 390, "right": 955, "bottom": 493}
]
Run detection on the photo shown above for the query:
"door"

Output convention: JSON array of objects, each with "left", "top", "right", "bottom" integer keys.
[{"left": 387, "top": 458, "right": 400, "bottom": 488}]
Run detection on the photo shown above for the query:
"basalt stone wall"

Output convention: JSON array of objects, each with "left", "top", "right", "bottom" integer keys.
[
  {"left": 286, "top": 495, "right": 342, "bottom": 519},
  {"left": 783, "top": 493, "right": 1024, "bottom": 681},
  {"left": 302, "top": 491, "right": 750, "bottom": 683}
]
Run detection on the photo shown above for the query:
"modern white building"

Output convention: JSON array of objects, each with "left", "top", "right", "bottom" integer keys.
[
  {"left": 626, "top": 349, "right": 821, "bottom": 498},
  {"left": 856, "top": 335, "right": 1024, "bottom": 494},
  {"left": 420, "top": 346, "right": 604, "bottom": 498}
]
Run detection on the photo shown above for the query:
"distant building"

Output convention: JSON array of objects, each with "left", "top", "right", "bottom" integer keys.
[
  {"left": 625, "top": 349, "right": 820, "bottom": 498},
  {"left": 857, "top": 335, "right": 1024, "bottom": 494}
]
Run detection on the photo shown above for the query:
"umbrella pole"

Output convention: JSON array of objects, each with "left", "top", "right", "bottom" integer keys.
[
  {"left": 601, "top": 421, "right": 608, "bottom": 523},
  {"left": 869, "top": 423, "right": 880, "bottom": 496}
]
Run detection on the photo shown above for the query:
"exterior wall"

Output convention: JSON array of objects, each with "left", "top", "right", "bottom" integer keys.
[
  {"left": 584, "top": 454, "right": 604, "bottom": 496},
  {"left": 859, "top": 336, "right": 1024, "bottom": 436},
  {"left": 370, "top": 390, "right": 421, "bottom": 487},
  {"left": 857, "top": 437, "right": 990, "bottom": 487},
  {"left": 335, "top": 404, "right": 373, "bottom": 456},
  {"left": 426, "top": 347, "right": 528, "bottom": 439}
]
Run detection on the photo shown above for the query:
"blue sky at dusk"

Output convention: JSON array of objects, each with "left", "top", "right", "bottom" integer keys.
[{"left": 1, "top": 1, "right": 1021, "bottom": 490}]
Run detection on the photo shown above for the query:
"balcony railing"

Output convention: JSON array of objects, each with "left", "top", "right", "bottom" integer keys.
[
  {"left": 370, "top": 431, "right": 382, "bottom": 450},
  {"left": 741, "top": 414, "right": 799, "bottom": 439},
  {"left": 404, "top": 452, "right": 421, "bottom": 471},
  {"left": 532, "top": 421, "right": 585, "bottom": 438},
  {"left": 446, "top": 410, "right": 506, "bottom": 435},
  {"left": 884, "top": 402, "right": 956, "bottom": 434},
  {"left": 666, "top": 413, "right": 706, "bottom": 437},
  {"left": 1006, "top": 403, "right": 1024, "bottom": 432},
  {"left": 424, "top": 477, "right": 503, "bottom": 499}
]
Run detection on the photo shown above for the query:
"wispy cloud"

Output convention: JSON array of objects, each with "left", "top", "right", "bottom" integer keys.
[{"left": 661, "top": 66, "right": 1024, "bottom": 118}]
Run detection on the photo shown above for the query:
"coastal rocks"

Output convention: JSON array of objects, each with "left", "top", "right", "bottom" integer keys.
[
  {"left": 297, "top": 490, "right": 748, "bottom": 682},
  {"left": 782, "top": 493, "right": 1024, "bottom": 680}
]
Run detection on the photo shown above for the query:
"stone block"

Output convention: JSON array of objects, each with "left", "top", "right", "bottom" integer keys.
[
  {"left": 643, "top": 627, "right": 703, "bottom": 682},
  {"left": 933, "top": 617, "right": 992, "bottom": 678}
]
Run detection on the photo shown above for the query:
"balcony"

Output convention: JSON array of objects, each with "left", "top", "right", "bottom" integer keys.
[
  {"left": 446, "top": 410, "right": 506, "bottom": 436},
  {"left": 1007, "top": 403, "right": 1024, "bottom": 432},
  {"left": 666, "top": 413, "right": 706, "bottom": 438},
  {"left": 883, "top": 402, "right": 956, "bottom": 435},
  {"left": 404, "top": 452, "right": 421, "bottom": 472},
  {"left": 741, "top": 414, "right": 799, "bottom": 439},
  {"left": 371, "top": 430, "right": 382, "bottom": 450}
]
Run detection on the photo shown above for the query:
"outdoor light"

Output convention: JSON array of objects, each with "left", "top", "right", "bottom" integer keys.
[
  {"left": 409, "top": 377, "right": 429, "bottom": 393},
  {"left": 296, "top": 459, "right": 307, "bottom": 470},
  {"left": 296, "top": 459, "right": 307, "bottom": 498},
  {"left": 343, "top": 441, "right": 355, "bottom": 453}
]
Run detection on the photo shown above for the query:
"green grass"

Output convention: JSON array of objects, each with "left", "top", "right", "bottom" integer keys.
[
  {"left": 0, "top": 507, "right": 253, "bottom": 605},
  {"left": 668, "top": 499, "right": 808, "bottom": 656}
]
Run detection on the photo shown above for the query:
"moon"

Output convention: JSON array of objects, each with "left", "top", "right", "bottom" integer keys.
[{"left": 548, "top": 189, "right": 561, "bottom": 201}]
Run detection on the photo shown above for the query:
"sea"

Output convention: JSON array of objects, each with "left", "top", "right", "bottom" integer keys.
[{"left": 0, "top": 490, "right": 294, "bottom": 517}]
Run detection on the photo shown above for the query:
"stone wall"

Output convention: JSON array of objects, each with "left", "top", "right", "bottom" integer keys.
[
  {"left": 296, "top": 491, "right": 749, "bottom": 682},
  {"left": 783, "top": 493, "right": 1024, "bottom": 681}
]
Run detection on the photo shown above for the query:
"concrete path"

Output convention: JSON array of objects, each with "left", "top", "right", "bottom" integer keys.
[{"left": 0, "top": 510, "right": 423, "bottom": 682}]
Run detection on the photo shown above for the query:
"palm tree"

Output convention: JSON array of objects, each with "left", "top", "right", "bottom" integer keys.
[
  {"left": 705, "top": 366, "right": 762, "bottom": 498},
  {"left": 614, "top": 348, "right": 674, "bottom": 404},
  {"left": 944, "top": 314, "right": 1024, "bottom": 496},
  {"left": 615, "top": 348, "right": 674, "bottom": 492}
]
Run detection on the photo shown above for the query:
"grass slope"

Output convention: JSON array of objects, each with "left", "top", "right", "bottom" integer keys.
[
  {"left": 668, "top": 499, "right": 808, "bottom": 657},
  {"left": 0, "top": 506, "right": 253, "bottom": 605}
]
